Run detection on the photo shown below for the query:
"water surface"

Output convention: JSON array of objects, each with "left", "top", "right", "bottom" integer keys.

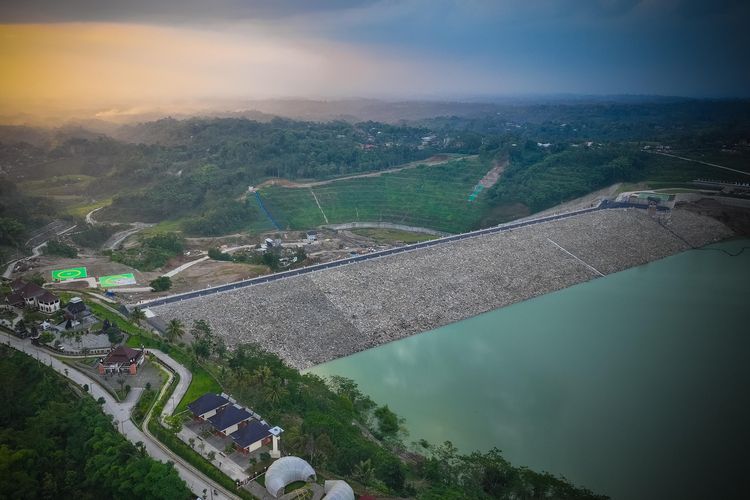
[{"left": 309, "top": 239, "right": 750, "bottom": 499}]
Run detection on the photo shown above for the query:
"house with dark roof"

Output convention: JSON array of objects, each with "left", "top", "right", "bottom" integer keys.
[
  {"left": 97, "top": 345, "right": 145, "bottom": 375},
  {"left": 63, "top": 297, "right": 89, "bottom": 321},
  {"left": 7, "top": 280, "right": 60, "bottom": 313},
  {"left": 188, "top": 393, "right": 230, "bottom": 420},
  {"left": 207, "top": 404, "right": 252, "bottom": 436},
  {"left": 229, "top": 419, "right": 273, "bottom": 453}
]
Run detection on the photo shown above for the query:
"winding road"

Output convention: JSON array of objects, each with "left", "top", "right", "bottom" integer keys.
[
  {"left": 2, "top": 223, "right": 78, "bottom": 279},
  {"left": 0, "top": 332, "right": 240, "bottom": 500}
]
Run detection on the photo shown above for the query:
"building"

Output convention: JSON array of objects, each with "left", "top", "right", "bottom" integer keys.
[
  {"left": 63, "top": 297, "right": 89, "bottom": 321},
  {"left": 188, "top": 393, "right": 230, "bottom": 420},
  {"left": 306, "top": 231, "right": 317, "bottom": 242},
  {"left": 207, "top": 404, "right": 252, "bottom": 436},
  {"left": 323, "top": 480, "right": 355, "bottom": 500},
  {"left": 187, "top": 392, "right": 284, "bottom": 456},
  {"left": 6, "top": 280, "right": 60, "bottom": 314},
  {"left": 229, "top": 419, "right": 273, "bottom": 453},
  {"left": 97, "top": 345, "right": 145, "bottom": 375},
  {"left": 265, "top": 456, "right": 316, "bottom": 498}
]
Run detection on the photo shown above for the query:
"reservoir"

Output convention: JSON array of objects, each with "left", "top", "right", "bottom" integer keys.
[{"left": 308, "top": 238, "right": 750, "bottom": 499}]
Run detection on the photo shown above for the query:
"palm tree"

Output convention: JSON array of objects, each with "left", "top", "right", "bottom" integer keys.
[
  {"left": 165, "top": 318, "right": 185, "bottom": 343},
  {"left": 263, "top": 378, "right": 287, "bottom": 406},
  {"left": 130, "top": 307, "right": 146, "bottom": 327},
  {"left": 353, "top": 459, "right": 375, "bottom": 486},
  {"left": 253, "top": 365, "right": 272, "bottom": 386}
]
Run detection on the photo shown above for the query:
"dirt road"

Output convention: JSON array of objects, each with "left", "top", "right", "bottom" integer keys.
[{"left": 253, "top": 154, "right": 475, "bottom": 190}]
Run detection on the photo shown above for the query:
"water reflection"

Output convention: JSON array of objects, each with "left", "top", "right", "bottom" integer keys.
[{"left": 309, "top": 240, "right": 750, "bottom": 500}]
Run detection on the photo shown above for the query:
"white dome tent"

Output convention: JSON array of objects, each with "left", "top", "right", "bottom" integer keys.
[
  {"left": 323, "top": 480, "right": 355, "bottom": 500},
  {"left": 264, "top": 456, "right": 316, "bottom": 498}
]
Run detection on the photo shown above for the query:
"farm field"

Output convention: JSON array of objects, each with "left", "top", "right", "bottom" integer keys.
[{"left": 258, "top": 157, "right": 493, "bottom": 233}]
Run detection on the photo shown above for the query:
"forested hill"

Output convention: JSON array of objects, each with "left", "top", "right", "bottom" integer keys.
[
  {"left": 1, "top": 100, "right": 748, "bottom": 239},
  {"left": 0, "top": 346, "right": 192, "bottom": 499}
]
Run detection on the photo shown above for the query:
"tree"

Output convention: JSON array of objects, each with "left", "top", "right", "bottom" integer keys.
[
  {"left": 353, "top": 458, "right": 375, "bottom": 486},
  {"left": 166, "top": 415, "right": 182, "bottom": 434},
  {"left": 304, "top": 432, "right": 334, "bottom": 467},
  {"left": 263, "top": 378, "right": 288, "bottom": 406},
  {"left": 374, "top": 405, "right": 400, "bottom": 438},
  {"left": 130, "top": 307, "right": 146, "bottom": 327},
  {"left": 135, "top": 441, "right": 147, "bottom": 457},
  {"left": 149, "top": 276, "right": 172, "bottom": 292},
  {"left": 190, "top": 320, "right": 214, "bottom": 360},
  {"left": 208, "top": 247, "right": 231, "bottom": 261},
  {"left": 165, "top": 319, "right": 185, "bottom": 343},
  {"left": 253, "top": 365, "right": 272, "bottom": 387},
  {"left": 207, "top": 451, "right": 216, "bottom": 461},
  {"left": 188, "top": 437, "right": 195, "bottom": 449},
  {"left": 29, "top": 272, "right": 45, "bottom": 286}
]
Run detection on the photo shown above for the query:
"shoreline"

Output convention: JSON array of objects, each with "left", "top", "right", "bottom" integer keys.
[{"left": 152, "top": 208, "right": 733, "bottom": 370}]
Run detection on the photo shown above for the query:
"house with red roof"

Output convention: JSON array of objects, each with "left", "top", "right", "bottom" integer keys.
[{"left": 97, "top": 345, "right": 145, "bottom": 375}]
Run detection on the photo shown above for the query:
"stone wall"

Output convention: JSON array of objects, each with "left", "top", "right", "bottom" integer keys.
[{"left": 152, "top": 208, "right": 732, "bottom": 369}]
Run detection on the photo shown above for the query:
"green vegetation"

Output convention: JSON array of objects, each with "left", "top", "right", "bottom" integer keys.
[
  {"left": 132, "top": 386, "right": 158, "bottom": 426},
  {"left": 260, "top": 158, "right": 491, "bottom": 233},
  {"left": 215, "top": 343, "right": 606, "bottom": 498},
  {"left": 123, "top": 332, "right": 222, "bottom": 414},
  {"left": 0, "top": 345, "right": 191, "bottom": 499},
  {"left": 6, "top": 104, "right": 750, "bottom": 242},
  {"left": 110, "top": 232, "right": 184, "bottom": 271},
  {"left": 0, "top": 181, "right": 58, "bottom": 262},
  {"left": 70, "top": 223, "right": 125, "bottom": 248},
  {"left": 350, "top": 228, "right": 437, "bottom": 244},
  {"left": 208, "top": 247, "right": 232, "bottom": 261},
  {"left": 150, "top": 276, "right": 172, "bottom": 291},
  {"left": 42, "top": 239, "right": 78, "bottom": 258}
]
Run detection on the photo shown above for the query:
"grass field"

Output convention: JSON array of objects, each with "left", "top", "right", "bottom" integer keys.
[
  {"left": 642, "top": 151, "right": 747, "bottom": 183},
  {"left": 66, "top": 198, "right": 114, "bottom": 218},
  {"left": 258, "top": 157, "right": 493, "bottom": 233},
  {"left": 349, "top": 228, "right": 437, "bottom": 244},
  {"left": 19, "top": 174, "right": 97, "bottom": 196}
]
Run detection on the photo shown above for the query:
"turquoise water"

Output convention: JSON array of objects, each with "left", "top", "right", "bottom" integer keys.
[{"left": 308, "top": 239, "right": 750, "bottom": 499}]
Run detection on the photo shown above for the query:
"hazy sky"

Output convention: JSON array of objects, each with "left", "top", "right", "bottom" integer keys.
[{"left": 1, "top": 0, "right": 748, "bottom": 116}]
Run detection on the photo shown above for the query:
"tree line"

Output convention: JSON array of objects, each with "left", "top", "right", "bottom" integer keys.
[{"left": 0, "top": 345, "right": 192, "bottom": 499}]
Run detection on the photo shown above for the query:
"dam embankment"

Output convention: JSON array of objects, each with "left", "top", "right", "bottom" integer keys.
[{"left": 151, "top": 208, "right": 732, "bottom": 369}]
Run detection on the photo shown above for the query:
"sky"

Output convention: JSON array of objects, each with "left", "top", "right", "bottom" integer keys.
[{"left": 1, "top": 0, "right": 749, "bottom": 118}]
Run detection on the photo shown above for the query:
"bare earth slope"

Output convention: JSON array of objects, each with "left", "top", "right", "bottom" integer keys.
[{"left": 152, "top": 209, "right": 732, "bottom": 369}]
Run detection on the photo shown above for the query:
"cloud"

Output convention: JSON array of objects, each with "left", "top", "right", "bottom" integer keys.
[
  {"left": 0, "top": 0, "right": 381, "bottom": 24},
  {"left": 0, "top": 22, "right": 511, "bottom": 117}
]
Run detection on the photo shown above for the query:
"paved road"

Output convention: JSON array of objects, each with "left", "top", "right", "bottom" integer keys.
[
  {"left": 650, "top": 150, "right": 750, "bottom": 177},
  {"left": 163, "top": 256, "right": 210, "bottom": 278},
  {"left": 3, "top": 223, "right": 78, "bottom": 279},
  {"left": 86, "top": 206, "right": 104, "bottom": 225},
  {"left": 0, "top": 332, "right": 240, "bottom": 500},
  {"left": 148, "top": 349, "right": 193, "bottom": 419},
  {"left": 137, "top": 203, "right": 616, "bottom": 309},
  {"left": 253, "top": 154, "right": 472, "bottom": 190}
]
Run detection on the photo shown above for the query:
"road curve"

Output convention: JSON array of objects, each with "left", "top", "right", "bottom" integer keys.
[{"left": 0, "top": 332, "right": 240, "bottom": 500}]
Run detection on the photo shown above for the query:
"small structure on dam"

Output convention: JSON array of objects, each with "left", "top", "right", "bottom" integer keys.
[{"left": 151, "top": 208, "right": 732, "bottom": 369}]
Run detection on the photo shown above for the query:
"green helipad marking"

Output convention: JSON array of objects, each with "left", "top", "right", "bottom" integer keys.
[
  {"left": 99, "top": 273, "right": 137, "bottom": 288},
  {"left": 52, "top": 267, "right": 88, "bottom": 281}
]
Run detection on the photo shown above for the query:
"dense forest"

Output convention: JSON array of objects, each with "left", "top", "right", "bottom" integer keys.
[
  {"left": 1, "top": 98, "right": 748, "bottom": 240},
  {"left": 0, "top": 345, "right": 191, "bottom": 499}
]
